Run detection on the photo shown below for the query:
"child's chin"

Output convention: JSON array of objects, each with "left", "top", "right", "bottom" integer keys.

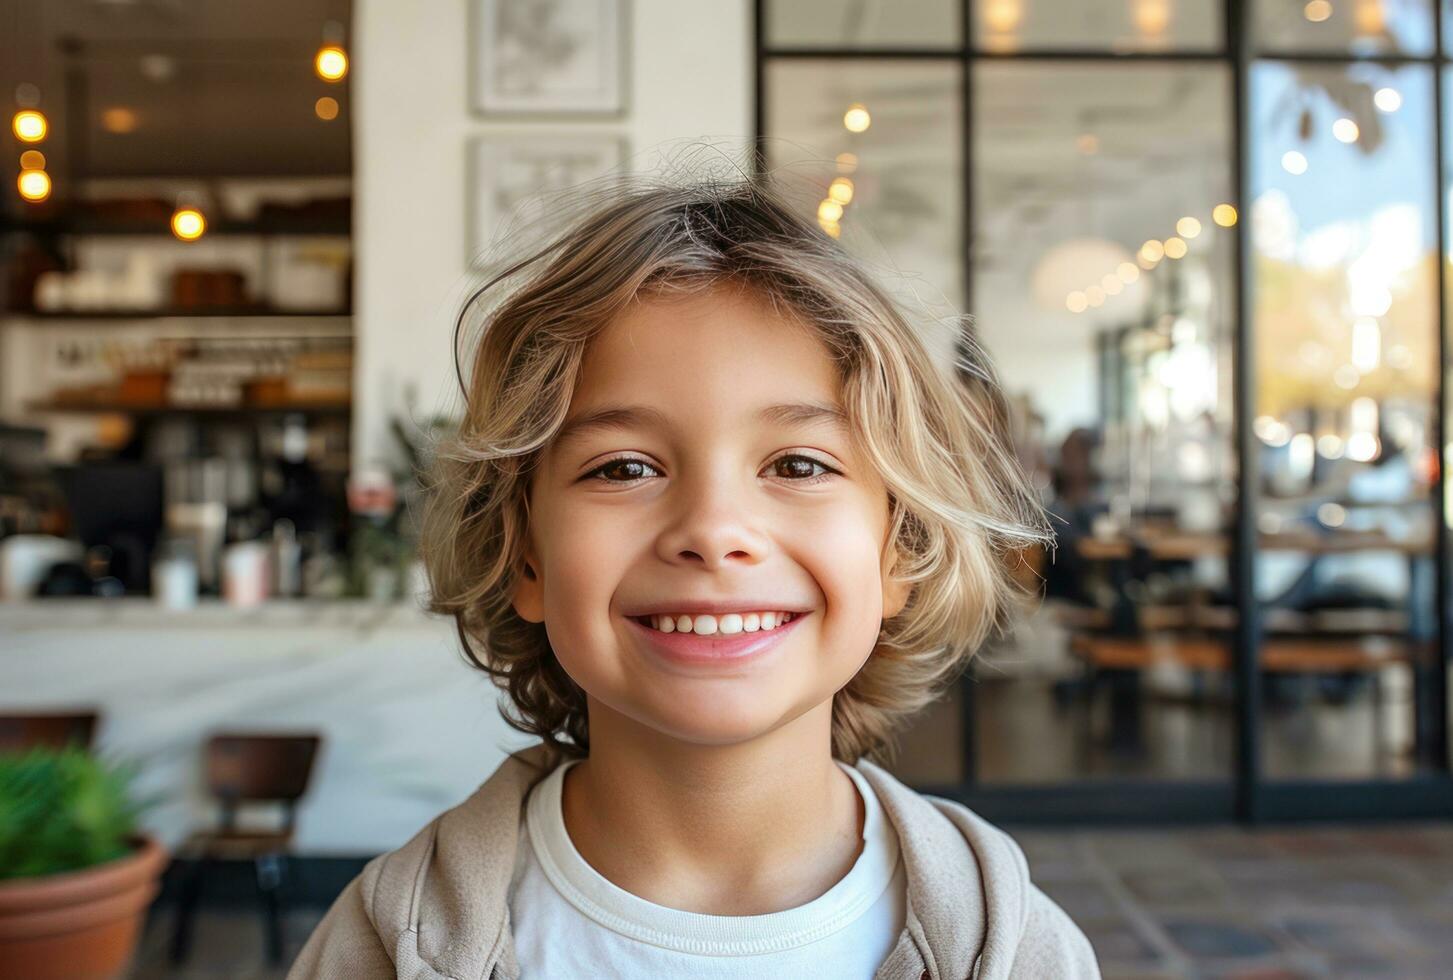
[{"left": 650, "top": 708, "right": 788, "bottom": 748}]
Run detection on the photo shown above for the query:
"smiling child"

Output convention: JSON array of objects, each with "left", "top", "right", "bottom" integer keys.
[{"left": 289, "top": 175, "right": 1099, "bottom": 979}]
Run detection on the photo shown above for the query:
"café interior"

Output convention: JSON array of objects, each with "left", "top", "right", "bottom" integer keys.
[{"left": 2, "top": 2, "right": 1452, "bottom": 945}]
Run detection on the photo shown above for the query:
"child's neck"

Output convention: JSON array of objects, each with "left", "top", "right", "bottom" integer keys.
[{"left": 559, "top": 698, "right": 866, "bottom": 916}]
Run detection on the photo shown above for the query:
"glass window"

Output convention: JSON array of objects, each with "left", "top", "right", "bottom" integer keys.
[
  {"left": 1443, "top": 65, "right": 1453, "bottom": 772},
  {"left": 767, "top": 0, "right": 961, "bottom": 50},
  {"left": 764, "top": 59, "right": 965, "bottom": 308},
  {"left": 971, "top": 0, "right": 1221, "bottom": 53},
  {"left": 1251, "top": 62, "right": 1438, "bottom": 778},
  {"left": 972, "top": 61, "right": 1237, "bottom": 783},
  {"left": 1254, "top": 0, "right": 1435, "bottom": 56}
]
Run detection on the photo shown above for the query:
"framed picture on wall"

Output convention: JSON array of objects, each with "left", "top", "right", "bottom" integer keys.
[
  {"left": 471, "top": 0, "right": 630, "bottom": 116},
  {"left": 468, "top": 133, "right": 629, "bottom": 268}
]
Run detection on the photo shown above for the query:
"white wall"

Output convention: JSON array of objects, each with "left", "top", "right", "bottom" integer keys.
[{"left": 352, "top": 0, "right": 754, "bottom": 469}]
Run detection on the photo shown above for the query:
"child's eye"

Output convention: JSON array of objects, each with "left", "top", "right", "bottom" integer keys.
[
  {"left": 582, "top": 454, "right": 839, "bottom": 486},
  {"left": 768, "top": 454, "right": 839, "bottom": 485},
  {"left": 585, "top": 457, "right": 662, "bottom": 484}
]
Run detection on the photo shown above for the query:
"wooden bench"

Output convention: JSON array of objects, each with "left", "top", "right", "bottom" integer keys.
[
  {"left": 1068, "top": 634, "right": 1421, "bottom": 674},
  {"left": 1065, "top": 633, "right": 1423, "bottom": 757}
]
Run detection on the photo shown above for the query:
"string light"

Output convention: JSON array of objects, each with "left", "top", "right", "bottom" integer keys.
[
  {"left": 843, "top": 103, "right": 871, "bottom": 133},
  {"left": 1064, "top": 211, "right": 1232, "bottom": 314},
  {"left": 315, "top": 96, "right": 340, "bottom": 120}
]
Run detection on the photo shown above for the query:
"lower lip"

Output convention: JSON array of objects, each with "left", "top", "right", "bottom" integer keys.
[{"left": 625, "top": 613, "right": 808, "bottom": 668}]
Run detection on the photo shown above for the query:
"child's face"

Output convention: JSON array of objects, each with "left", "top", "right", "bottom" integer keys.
[{"left": 512, "top": 286, "right": 910, "bottom": 750}]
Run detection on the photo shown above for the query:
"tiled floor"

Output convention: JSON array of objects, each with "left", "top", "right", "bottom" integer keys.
[
  {"left": 130, "top": 823, "right": 1453, "bottom": 979},
  {"left": 1016, "top": 823, "right": 1453, "bottom": 979}
]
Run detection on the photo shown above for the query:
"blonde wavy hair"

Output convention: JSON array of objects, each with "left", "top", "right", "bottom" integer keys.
[{"left": 422, "top": 169, "right": 1051, "bottom": 769}]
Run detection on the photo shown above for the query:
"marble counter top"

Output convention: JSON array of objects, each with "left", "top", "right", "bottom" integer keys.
[{"left": 1, "top": 598, "right": 536, "bottom": 855}]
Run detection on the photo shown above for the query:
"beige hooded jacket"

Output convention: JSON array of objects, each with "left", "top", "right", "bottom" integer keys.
[{"left": 288, "top": 744, "right": 1100, "bottom": 979}]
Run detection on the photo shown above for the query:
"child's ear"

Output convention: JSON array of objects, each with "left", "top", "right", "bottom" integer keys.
[
  {"left": 880, "top": 540, "right": 912, "bottom": 621},
  {"left": 512, "top": 549, "right": 546, "bottom": 623}
]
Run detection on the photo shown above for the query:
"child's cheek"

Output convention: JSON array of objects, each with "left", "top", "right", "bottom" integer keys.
[
  {"left": 530, "top": 499, "right": 635, "bottom": 663},
  {"left": 796, "top": 508, "right": 892, "bottom": 663}
]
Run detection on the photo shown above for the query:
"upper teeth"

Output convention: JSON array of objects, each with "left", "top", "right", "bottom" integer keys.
[{"left": 646, "top": 612, "right": 795, "bottom": 635}]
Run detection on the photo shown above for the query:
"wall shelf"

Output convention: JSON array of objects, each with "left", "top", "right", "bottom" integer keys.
[
  {"left": 1, "top": 215, "right": 351, "bottom": 237},
  {"left": 4, "top": 308, "right": 353, "bottom": 321},
  {"left": 25, "top": 400, "right": 351, "bottom": 417}
]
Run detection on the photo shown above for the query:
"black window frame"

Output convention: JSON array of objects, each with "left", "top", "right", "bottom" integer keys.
[{"left": 754, "top": 0, "right": 1453, "bottom": 824}]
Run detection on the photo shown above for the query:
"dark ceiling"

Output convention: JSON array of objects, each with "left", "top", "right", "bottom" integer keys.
[{"left": 1, "top": 0, "right": 352, "bottom": 178}]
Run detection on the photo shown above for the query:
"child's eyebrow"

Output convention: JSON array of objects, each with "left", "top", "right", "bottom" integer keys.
[{"left": 554, "top": 401, "right": 849, "bottom": 449}]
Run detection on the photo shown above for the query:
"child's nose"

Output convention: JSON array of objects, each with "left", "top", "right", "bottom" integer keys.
[{"left": 655, "top": 491, "right": 772, "bottom": 569}]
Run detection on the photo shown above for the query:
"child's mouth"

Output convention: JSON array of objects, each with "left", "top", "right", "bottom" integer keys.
[
  {"left": 624, "top": 611, "right": 808, "bottom": 667},
  {"left": 630, "top": 611, "right": 798, "bottom": 635}
]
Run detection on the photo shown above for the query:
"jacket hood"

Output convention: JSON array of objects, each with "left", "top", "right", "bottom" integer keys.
[{"left": 295, "top": 743, "right": 1097, "bottom": 980}]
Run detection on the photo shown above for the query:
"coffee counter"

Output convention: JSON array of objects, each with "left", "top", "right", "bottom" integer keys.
[{"left": 0, "top": 598, "right": 534, "bottom": 855}]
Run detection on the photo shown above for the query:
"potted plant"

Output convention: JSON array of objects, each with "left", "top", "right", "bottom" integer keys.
[{"left": 0, "top": 746, "right": 166, "bottom": 980}]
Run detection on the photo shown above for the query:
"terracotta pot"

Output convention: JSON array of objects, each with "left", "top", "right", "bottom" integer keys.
[{"left": 0, "top": 836, "right": 168, "bottom": 980}]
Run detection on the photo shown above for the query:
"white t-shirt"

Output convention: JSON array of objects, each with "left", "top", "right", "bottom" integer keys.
[{"left": 506, "top": 759, "right": 907, "bottom": 979}]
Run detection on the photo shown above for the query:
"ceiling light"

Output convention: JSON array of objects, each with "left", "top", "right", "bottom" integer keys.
[
  {"left": 17, "top": 168, "right": 50, "bottom": 202},
  {"left": 12, "top": 109, "right": 46, "bottom": 143},
  {"left": 315, "top": 45, "right": 348, "bottom": 82},
  {"left": 102, "top": 107, "right": 138, "bottom": 133},
  {"left": 171, "top": 207, "right": 206, "bottom": 241}
]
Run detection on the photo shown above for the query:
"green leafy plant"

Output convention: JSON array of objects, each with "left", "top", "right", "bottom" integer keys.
[{"left": 0, "top": 747, "right": 142, "bottom": 879}]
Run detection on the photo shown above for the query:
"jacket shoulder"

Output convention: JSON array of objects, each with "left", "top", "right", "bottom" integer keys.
[
  {"left": 917, "top": 793, "right": 1100, "bottom": 979},
  {"left": 1009, "top": 886, "right": 1102, "bottom": 978},
  {"left": 288, "top": 744, "right": 554, "bottom": 979}
]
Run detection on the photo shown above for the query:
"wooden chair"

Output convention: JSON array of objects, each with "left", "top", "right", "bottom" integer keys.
[
  {"left": 0, "top": 711, "right": 98, "bottom": 752},
  {"left": 170, "top": 732, "right": 322, "bottom": 966}
]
